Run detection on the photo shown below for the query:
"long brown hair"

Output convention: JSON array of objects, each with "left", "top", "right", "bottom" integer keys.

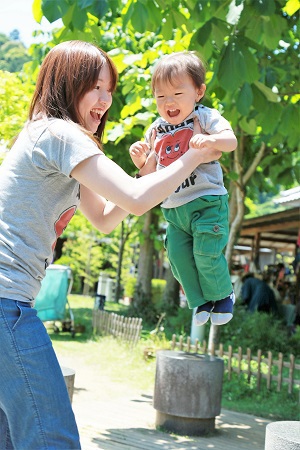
[{"left": 29, "top": 40, "right": 118, "bottom": 145}]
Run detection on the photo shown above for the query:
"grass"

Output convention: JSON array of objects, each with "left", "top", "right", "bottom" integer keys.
[{"left": 49, "top": 294, "right": 299, "bottom": 421}]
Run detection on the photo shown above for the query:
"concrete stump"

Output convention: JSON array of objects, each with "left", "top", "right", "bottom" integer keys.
[
  {"left": 265, "top": 421, "right": 300, "bottom": 450},
  {"left": 61, "top": 366, "right": 75, "bottom": 403},
  {"left": 153, "top": 350, "right": 224, "bottom": 436}
]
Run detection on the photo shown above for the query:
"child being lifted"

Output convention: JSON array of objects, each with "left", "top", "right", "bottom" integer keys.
[{"left": 130, "top": 51, "right": 237, "bottom": 326}]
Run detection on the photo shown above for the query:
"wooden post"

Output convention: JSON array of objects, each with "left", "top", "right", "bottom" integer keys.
[
  {"left": 267, "top": 351, "right": 273, "bottom": 390},
  {"left": 277, "top": 352, "right": 283, "bottom": 392},
  {"left": 257, "top": 349, "right": 262, "bottom": 391},
  {"left": 228, "top": 345, "right": 233, "bottom": 380}
]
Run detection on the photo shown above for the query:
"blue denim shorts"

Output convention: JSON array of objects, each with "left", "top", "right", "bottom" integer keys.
[{"left": 0, "top": 298, "right": 81, "bottom": 449}]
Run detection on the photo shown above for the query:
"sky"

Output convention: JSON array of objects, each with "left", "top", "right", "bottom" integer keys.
[{"left": 0, "top": 0, "right": 62, "bottom": 47}]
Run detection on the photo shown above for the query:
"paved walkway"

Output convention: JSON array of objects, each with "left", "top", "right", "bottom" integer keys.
[{"left": 58, "top": 352, "right": 271, "bottom": 450}]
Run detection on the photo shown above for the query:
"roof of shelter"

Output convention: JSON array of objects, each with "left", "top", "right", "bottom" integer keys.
[{"left": 239, "top": 206, "right": 299, "bottom": 252}]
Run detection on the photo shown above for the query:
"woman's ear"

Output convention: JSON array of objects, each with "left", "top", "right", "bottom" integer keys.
[{"left": 196, "top": 83, "right": 206, "bottom": 102}]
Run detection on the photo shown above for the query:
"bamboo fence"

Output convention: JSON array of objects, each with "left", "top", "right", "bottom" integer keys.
[
  {"left": 171, "top": 334, "right": 300, "bottom": 401},
  {"left": 92, "top": 310, "right": 142, "bottom": 346}
]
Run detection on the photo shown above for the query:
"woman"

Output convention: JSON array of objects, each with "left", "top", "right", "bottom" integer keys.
[{"left": 0, "top": 40, "right": 222, "bottom": 449}]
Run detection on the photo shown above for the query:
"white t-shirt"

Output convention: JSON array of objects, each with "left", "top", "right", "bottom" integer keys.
[
  {"left": 145, "top": 105, "right": 232, "bottom": 208},
  {"left": 0, "top": 118, "right": 101, "bottom": 302}
]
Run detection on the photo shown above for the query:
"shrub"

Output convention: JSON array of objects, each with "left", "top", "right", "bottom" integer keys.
[{"left": 219, "top": 305, "right": 295, "bottom": 356}]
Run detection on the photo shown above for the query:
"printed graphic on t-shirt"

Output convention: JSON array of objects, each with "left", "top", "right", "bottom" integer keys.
[
  {"left": 52, "top": 206, "right": 76, "bottom": 250},
  {"left": 155, "top": 128, "right": 192, "bottom": 167}
]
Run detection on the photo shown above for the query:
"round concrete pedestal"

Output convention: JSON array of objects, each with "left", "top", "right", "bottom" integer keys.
[
  {"left": 61, "top": 366, "right": 75, "bottom": 403},
  {"left": 153, "top": 350, "right": 224, "bottom": 436},
  {"left": 265, "top": 421, "right": 300, "bottom": 450}
]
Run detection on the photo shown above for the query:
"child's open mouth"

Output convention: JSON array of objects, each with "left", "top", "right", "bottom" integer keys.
[{"left": 167, "top": 109, "right": 180, "bottom": 118}]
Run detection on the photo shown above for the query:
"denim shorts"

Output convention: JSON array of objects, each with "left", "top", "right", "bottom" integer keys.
[{"left": 0, "top": 298, "right": 81, "bottom": 449}]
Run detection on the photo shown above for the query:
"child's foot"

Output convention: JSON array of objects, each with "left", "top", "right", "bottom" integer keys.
[
  {"left": 210, "top": 292, "right": 235, "bottom": 325},
  {"left": 194, "top": 301, "right": 214, "bottom": 326}
]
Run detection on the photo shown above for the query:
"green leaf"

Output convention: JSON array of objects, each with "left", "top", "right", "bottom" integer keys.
[
  {"left": 78, "top": 0, "right": 94, "bottom": 8},
  {"left": 263, "top": 16, "right": 285, "bottom": 49},
  {"left": 218, "top": 40, "right": 248, "bottom": 91},
  {"left": 252, "top": 0, "right": 276, "bottom": 15},
  {"left": 256, "top": 102, "right": 282, "bottom": 134},
  {"left": 253, "top": 81, "right": 279, "bottom": 103},
  {"left": 32, "top": 0, "right": 43, "bottom": 23},
  {"left": 239, "top": 117, "right": 257, "bottom": 135},
  {"left": 161, "top": 17, "right": 173, "bottom": 40},
  {"left": 131, "top": 3, "right": 148, "bottom": 33},
  {"left": 90, "top": 0, "right": 110, "bottom": 19},
  {"left": 145, "top": 0, "right": 163, "bottom": 29},
  {"left": 211, "top": 20, "right": 229, "bottom": 48},
  {"left": 41, "top": 0, "right": 69, "bottom": 23},
  {"left": 283, "top": 0, "right": 300, "bottom": 15},
  {"left": 72, "top": 3, "right": 88, "bottom": 30},
  {"left": 236, "top": 83, "right": 253, "bottom": 116},
  {"left": 239, "top": 43, "right": 260, "bottom": 83}
]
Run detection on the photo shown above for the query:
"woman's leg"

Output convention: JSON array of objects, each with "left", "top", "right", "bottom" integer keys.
[{"left": 0, "top": 298, "right": 81, "bottom": 450}]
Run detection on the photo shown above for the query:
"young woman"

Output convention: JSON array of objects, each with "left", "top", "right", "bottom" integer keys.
[{"left": 0, "top": 41, "right": 222, "bottom": 449}]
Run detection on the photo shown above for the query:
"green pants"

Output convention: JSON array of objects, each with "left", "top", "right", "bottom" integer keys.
[{"left": 162, "top": 195, "right": 233, "bottom": 309}]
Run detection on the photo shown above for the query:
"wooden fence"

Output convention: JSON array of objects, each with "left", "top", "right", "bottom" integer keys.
[
  {"left": 92, "top": 310, "right": 142, "bottom": 346},
  {"left": 171, "top": 334, "right": 300, "bottom": 401}
]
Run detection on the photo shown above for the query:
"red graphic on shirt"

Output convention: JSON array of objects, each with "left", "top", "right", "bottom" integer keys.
[
  {"left": 52, "top": 206, "right": 76, "bottom": 251},
  {"left": 155, "top": 128, "right": 193, "bottom": 167}
]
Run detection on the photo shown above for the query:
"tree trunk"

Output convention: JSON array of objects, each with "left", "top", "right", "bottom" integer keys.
[
  {"left": 163, "top": 266, "right": 180, "bottom": 314},
  {"left": 137, "top": 210, "right": 157, "bottom": 296},
  {"left": 114, "top": 222, "right": 125, "bottom": 303},
  {"left": 208, "top": 134, "right": 267, "bottom": 352}
]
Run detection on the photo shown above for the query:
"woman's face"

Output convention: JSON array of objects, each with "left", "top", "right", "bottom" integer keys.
[{"left": 78, "top": 62, "right": 113, "bottom": 133}]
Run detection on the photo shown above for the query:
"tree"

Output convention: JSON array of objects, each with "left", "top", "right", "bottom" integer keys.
[
  {"left": 0, "top": 34, "right": 31, "bottom": 72},
  {"left": 28, "top": 0, "right": 299, "bottom": 331},
  {"left": 0, "top": 70, "right": 34, "bottom": 152}
]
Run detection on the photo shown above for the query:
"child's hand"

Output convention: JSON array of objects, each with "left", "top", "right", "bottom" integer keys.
[
  {"left": 190, "top": 133, "right": 217, "bottom": 150},
  {"left": 190, "top": 119, "right": 216, "bottom": 149},
  {"left": 129, "top": 141, "right": 150, "bottom": 169},
  {"left": 190, "top": 117, "right": 222, "bottom": 162}
]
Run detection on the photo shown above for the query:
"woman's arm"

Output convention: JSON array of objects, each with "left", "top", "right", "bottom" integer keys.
[
  {"left": 72, "top": 144, "right": 221, "bottom": 220},
  {"left": 79, "top": 185, "right": 129, "bottom": 234}
]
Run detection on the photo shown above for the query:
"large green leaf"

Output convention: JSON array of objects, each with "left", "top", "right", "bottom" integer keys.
[
  {"left": 41, "top": 0, "right": 69, "bottom": 23},
  {"left": 263, "top": 15, "right": 286, "bottom": 49},
  {"left": 239, "top": 117, "right": 257, "bottom": 135},
  {"left": 236, "top": 83, "right": 253, "bottom": 116},
  {"left": 89, "top": 0, "right": 110, "bottom": 19},
  {"left": 253, "top": 81, "right": 279, "bottom": 102},
  {"left": 32, "top": 0, "right": 43, "bottom": 23},
  {"left": 131, "top": 3, "right": 148, "bottom": 33},
  {"left": 256, "top": 102, "right": 282, "bottom": 134},
  {"left": 218, "top": 40, "right": 248, "bottom": 91},
  {"left": 252, "top": 0, "right": 276, "bottom": 15}
]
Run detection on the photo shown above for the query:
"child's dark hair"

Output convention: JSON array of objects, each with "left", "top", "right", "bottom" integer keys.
[{"left": 151, "top": 51, "right": 206, "bottom": 94}]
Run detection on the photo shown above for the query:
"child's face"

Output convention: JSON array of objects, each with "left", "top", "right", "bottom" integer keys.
[
  {"left": 78, "top": 62, "right": 112, "bottom": 133},
  {"left": 154, "top": 73, "right": 205, "bottom": 125}
]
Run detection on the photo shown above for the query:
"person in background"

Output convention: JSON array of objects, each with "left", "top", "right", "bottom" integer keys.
[
  {"left": 241, "top": 273, "right": 278, "bottom": 314},
  {"left": 0, "top": 41, "right": 223, "bottom": 449},
  {"left": 129, "top": 51, "right": 237, "bottom": 327}
]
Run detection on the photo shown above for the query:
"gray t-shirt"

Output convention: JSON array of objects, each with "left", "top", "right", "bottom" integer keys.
[
  {"left": 145, "top": 105, "right": 232, "bottom": 208},
  {"left": 0, "top": 118, "right": 101, "bottom": 302}
]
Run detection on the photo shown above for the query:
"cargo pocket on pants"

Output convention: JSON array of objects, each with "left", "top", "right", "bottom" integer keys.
[{"left": 194, "top": 223, "right": 227, "bottom": 257}]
